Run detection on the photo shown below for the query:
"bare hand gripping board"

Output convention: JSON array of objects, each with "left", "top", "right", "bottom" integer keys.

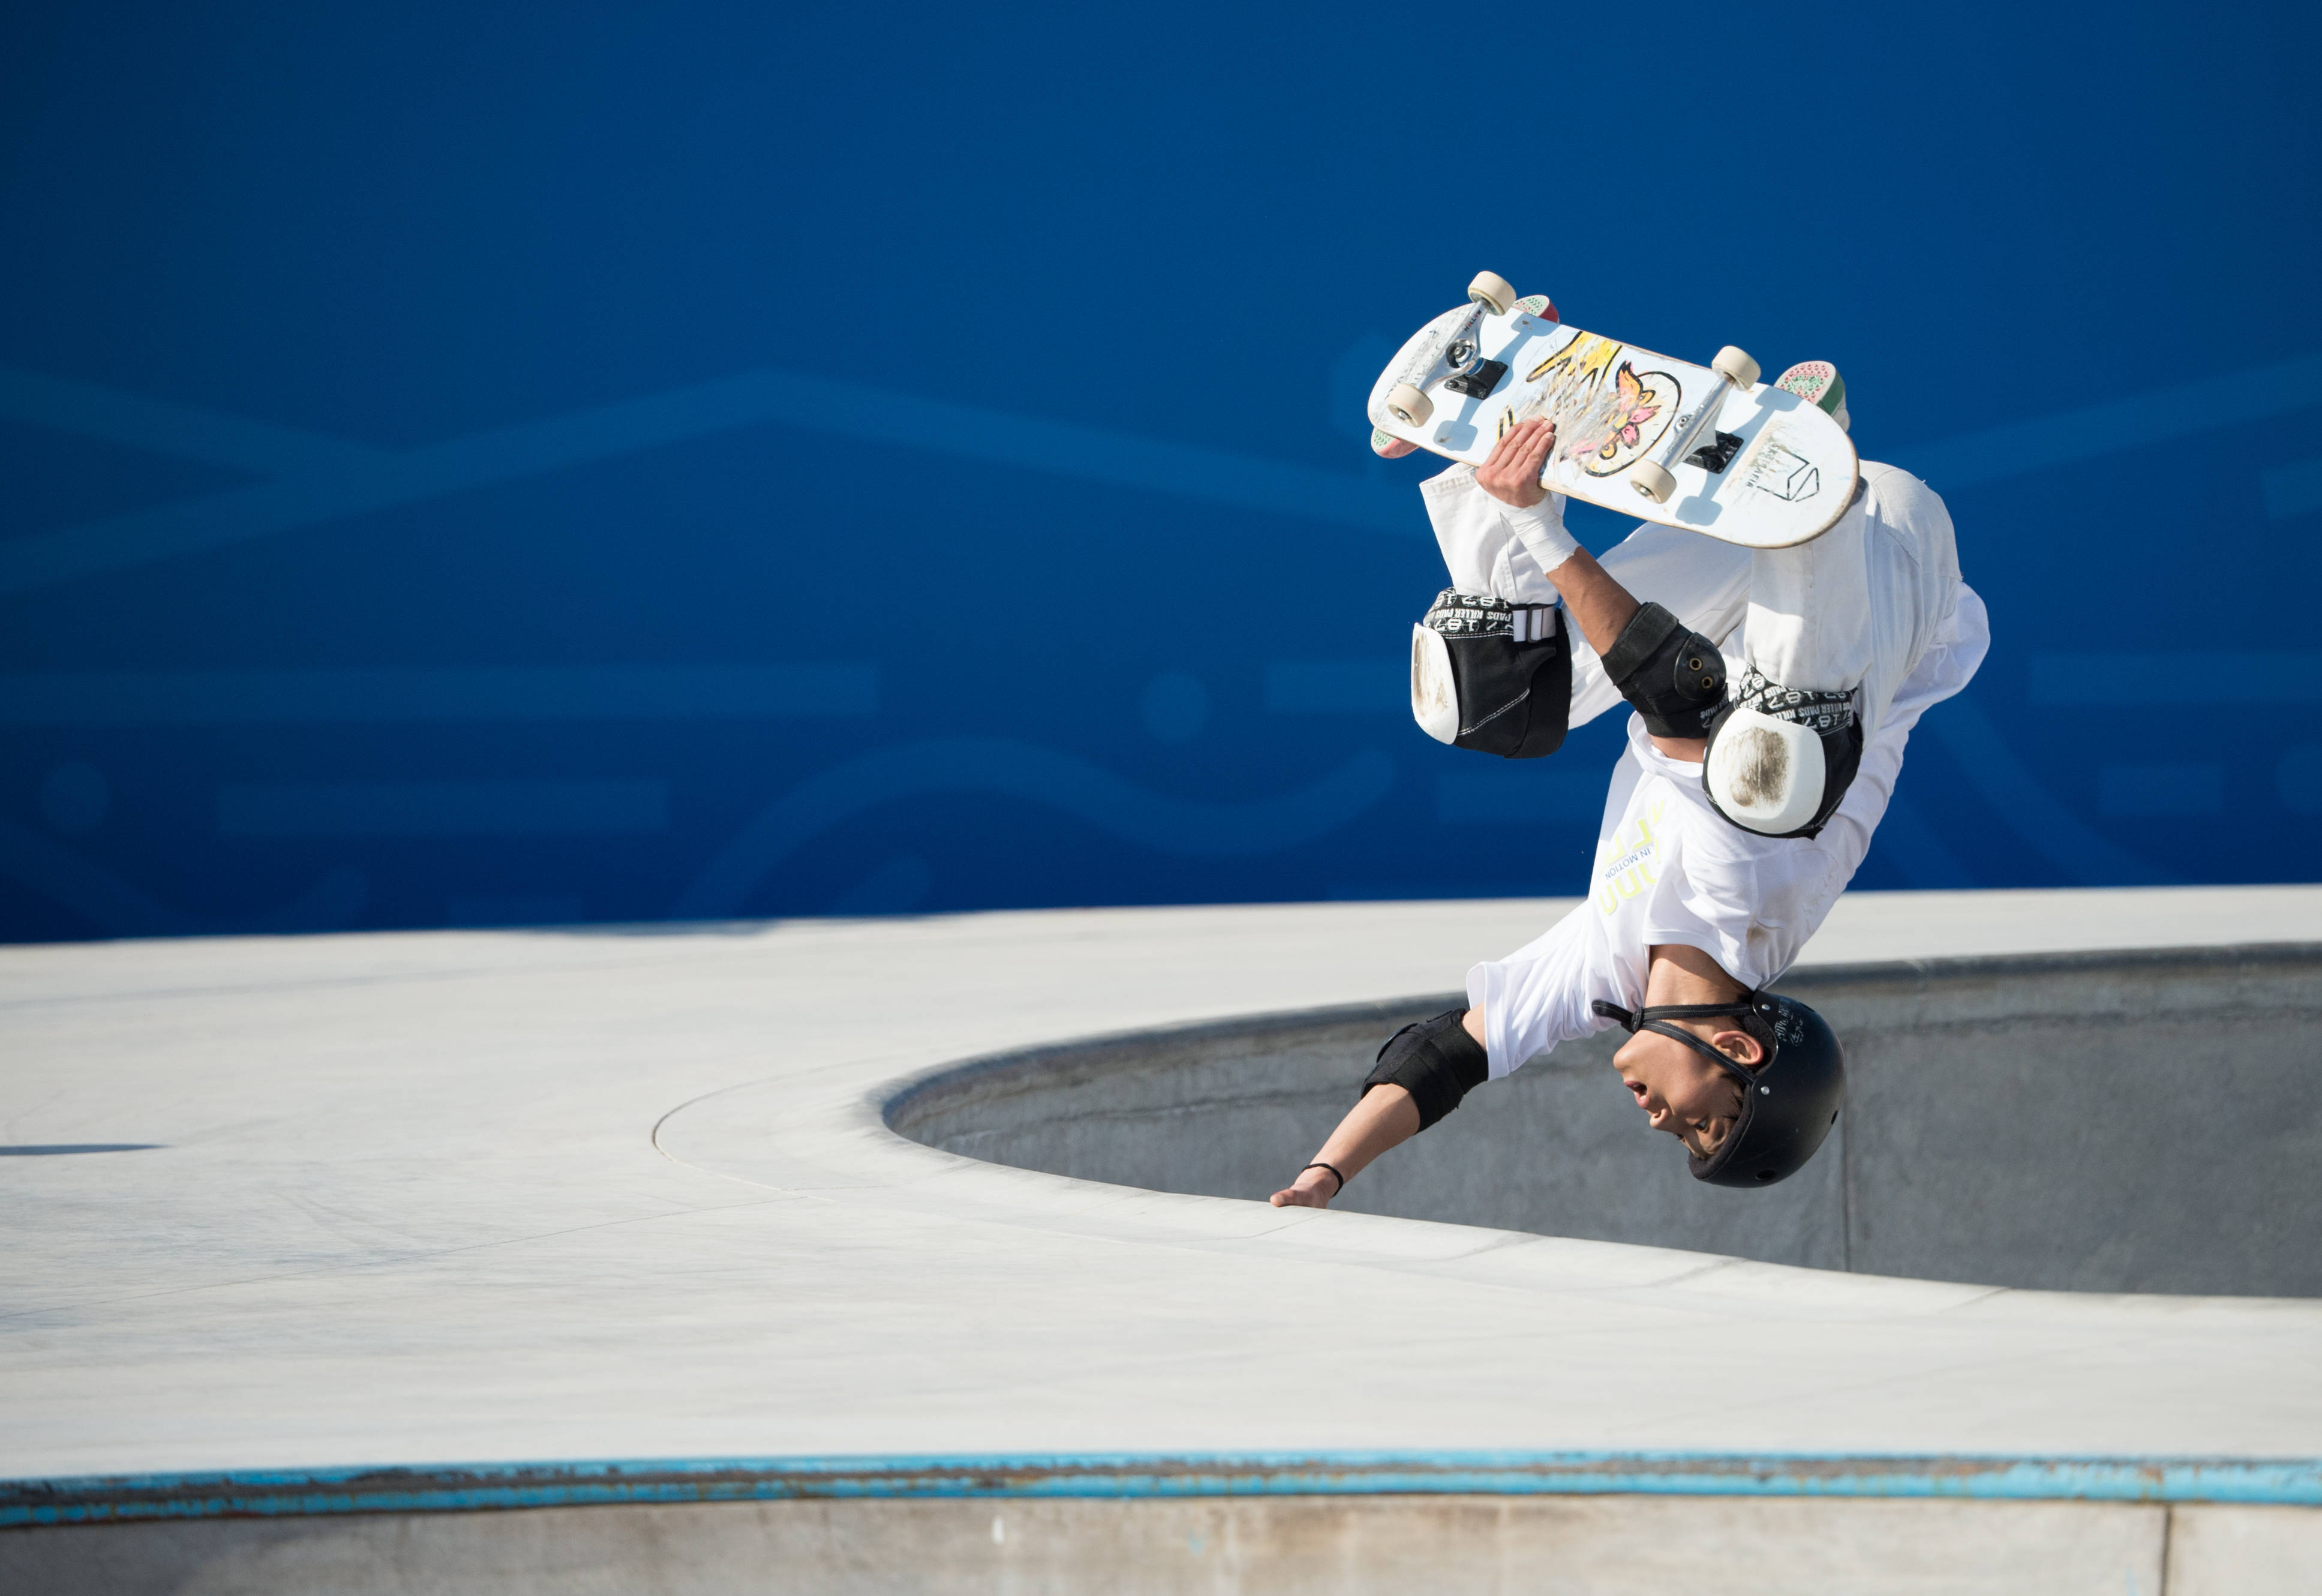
[{"left": 1368, "top": 275, "right": 1860, "bottom": 548}]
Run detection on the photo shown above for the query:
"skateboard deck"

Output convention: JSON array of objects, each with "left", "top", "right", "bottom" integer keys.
[{"left": 1368, "top": 297, "right": 1860, "bottom": 548}]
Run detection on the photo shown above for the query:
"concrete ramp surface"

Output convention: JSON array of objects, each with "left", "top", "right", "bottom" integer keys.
[
  {"left": 890, "top": 945, "right": 2322, "bottom": 1296},
  {"left": 3, "top": 889, "right": 2320, "bottom": 1592},
  {"left": 13, "top": 1495, "right": 2322, "bottom": 1595}
]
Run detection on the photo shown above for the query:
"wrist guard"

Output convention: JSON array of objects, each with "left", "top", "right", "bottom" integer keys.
[
  {"left": 1363, "top": 1008, "right": 1488, "bottom": 1131},
  {"left": 1600, "top": 602, "right": 1728, "bottom": 739}
]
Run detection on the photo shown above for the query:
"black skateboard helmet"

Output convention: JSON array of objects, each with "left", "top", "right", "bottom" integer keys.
[{"left": 1590, "top": 991, "right": 1844, "bottom": 1188}]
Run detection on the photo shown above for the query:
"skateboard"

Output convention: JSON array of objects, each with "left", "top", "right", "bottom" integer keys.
[{"left": 1367, "top": 272, "right": 1860, "bottom": 548}]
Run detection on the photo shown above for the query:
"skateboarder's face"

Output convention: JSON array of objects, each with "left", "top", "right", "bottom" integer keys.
[{"left": 1614, "top": 1025, "right": 1759, "bottom": 1160}]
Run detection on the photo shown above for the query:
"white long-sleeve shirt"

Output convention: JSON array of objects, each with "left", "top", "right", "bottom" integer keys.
[{"left": 1446, "top": 464, "right": 1988, "bottom": 1079}]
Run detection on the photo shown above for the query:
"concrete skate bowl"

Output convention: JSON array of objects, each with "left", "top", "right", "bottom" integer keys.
[
  {"left": 889, "top": 943, "right": 2322, "bottom": 1298},
  {"left": 13, "top": 932, "right": 2322, "bottom": 1594}
]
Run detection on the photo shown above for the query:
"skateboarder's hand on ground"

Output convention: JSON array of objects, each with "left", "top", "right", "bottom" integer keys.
[
  {"left": 1474, "top": 418, "right": 1555, "bottom": 509},
  {"left": 1269, "top": 1165, "right": 1342, "bottom": 1209},
  {"left": 1267, "top": 1081, "right": 1423, "bottom": 1209}
]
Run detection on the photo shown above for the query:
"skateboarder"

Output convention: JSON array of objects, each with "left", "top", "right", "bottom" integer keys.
[{"left": 1272, "top": 369, "right": 1987, "bottom": 1204}]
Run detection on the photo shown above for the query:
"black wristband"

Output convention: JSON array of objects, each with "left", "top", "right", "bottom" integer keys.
[{"left": 1301, "top": 1161, "right": 1347, "bottom": 1196}]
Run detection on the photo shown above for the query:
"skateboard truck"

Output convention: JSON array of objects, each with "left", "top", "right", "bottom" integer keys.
[
  {"left": 1630, "top": 347, "right": 1761, "bottom": 504},
  {"left": 1383, "top": 270, "right": 1520, "bottom": 428},
  {"left": 1443, "top": 358, "right": 1509, "bottom": 401},
  {"left": 1684, "top": 431, "right": 1745, "bottom": 474}
]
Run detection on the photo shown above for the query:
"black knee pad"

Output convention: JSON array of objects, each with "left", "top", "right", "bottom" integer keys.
[
  {"left": 1702, "top": 671, "right": 1864, "bottom": 838},
  {"left": 1600, "top": 602, "right": 1727, "bottom": 740},
  {"left": 1363, "top": 1008, "right": 1488, "bottom": 1131},
  {"left": 1410, "top": 593, "right": 1572, "bottom": 759}
]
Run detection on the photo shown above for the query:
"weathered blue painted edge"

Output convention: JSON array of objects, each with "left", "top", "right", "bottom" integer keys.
[{"left": 6, "top": 1451, "right": 2320, "bottom": 1527}]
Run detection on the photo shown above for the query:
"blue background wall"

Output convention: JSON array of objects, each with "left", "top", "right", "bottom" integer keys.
[{"left": 2, "top": 1, "right": 2318, "bottom": 940}]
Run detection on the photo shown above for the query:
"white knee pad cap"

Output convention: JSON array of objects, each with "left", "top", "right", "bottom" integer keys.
[
  {"left": 1704, "top": 705, "right": 1828, "bottom": 836},
  {"left": 1410, "top": 624, "right": 1459, "bottom": 745}
]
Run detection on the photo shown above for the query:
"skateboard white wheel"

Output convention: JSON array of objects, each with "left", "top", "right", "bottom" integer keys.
[
  {"left": 1630, "top": 460, "right": 1677, "bottom": 503},
  {"left": 1386, "top": 382, "right": 1433, "bottom": 428},
  {"left": 1711, "top": 347, "right": 1761, "bottom": 389},
  {"left": 1466, "top": 270, "right": 1516, "bottom": 317}
]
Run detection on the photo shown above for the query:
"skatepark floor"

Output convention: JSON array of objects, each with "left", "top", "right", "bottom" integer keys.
[{"left": 4, "top": 886, "right": 2320, "bottom": 1593}]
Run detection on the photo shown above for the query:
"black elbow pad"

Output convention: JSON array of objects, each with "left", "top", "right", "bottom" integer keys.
[
  {"left": 1602, "top": 602, "right": 1728, "bottom": 740},
  {"left": 1363, "top": 1008, "right": 1489, "bottom": 1131}
]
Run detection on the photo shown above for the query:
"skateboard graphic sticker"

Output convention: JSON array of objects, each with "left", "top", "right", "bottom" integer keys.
[
  {"left": 1738, "top": 420, "right": 1823, "bottom": 503},
  {"left": 1506, "top": 330, "right": 1682, "bottom": 478}
]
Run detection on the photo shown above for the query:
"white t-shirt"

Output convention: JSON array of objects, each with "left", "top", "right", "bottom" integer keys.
[{"left": 1465, "top": 584, "right": 1990, "bottom": 1081}]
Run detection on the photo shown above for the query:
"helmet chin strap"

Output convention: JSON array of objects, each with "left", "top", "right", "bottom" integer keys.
[{"left": 1591, "top": 997, "right": 1762, "bottom": 1089}]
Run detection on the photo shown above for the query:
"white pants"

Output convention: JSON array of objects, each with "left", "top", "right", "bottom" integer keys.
[{"left": 1424, "top": 460, "right": 1964, "bottom": 733}]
